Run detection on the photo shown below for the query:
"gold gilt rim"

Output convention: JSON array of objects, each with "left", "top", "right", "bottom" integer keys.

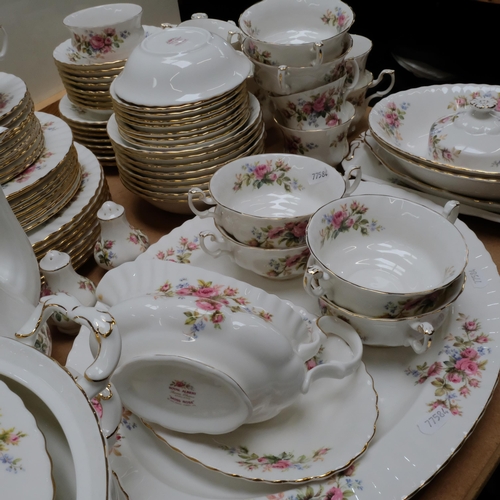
[
  {"left": 113, "top": 91, "right": 248, "bottom": 130},
  {"left": 142, "top": 363, "right": 378, "bottom": 484},
  {"left": 0, "top": 131, "right": 45, "bottom": 181},
  {"left": 111, "top": 81, "right": 247, "bottom": 113},
  {"left": 11, "top": 156, "right": 80, "bottom": 213},
  {"left": 7, "top": 144, "right": 77, "bottom": 201},
  {"left": 61, "top": 119, "right": 109, "bottom": 133},
  {"left": 61, "top": 80, "right": 113, "bottom": 93},
  {"left": 110, "top": 118, "right": 264, "bottom": 166},
  {"left": 65, "top": 96, "right": 113, "bottom": 111},
  {"left": 0, "top": 92, "right": 32, "bottom": 128},
  {"left": 71, "top": 133, "right": 112, "bottom": 145},
  {"left": 117, "top": 106, "right": 250, "bottom": 148},
  {"left": 66, "top": 89, "right": 112, "bottom": 102},
  {"left": 0, "top": 114, "right": 40, "bottom": 158},
  {"left": 111, "top": 84, "right": 247, "bottom": 120},
  {"left": 60, "top": 73, "right": 113, "bottom": 87},
  {"left": 110, "top": 120, "right": 262, "bottom": 163},
  {"left": 61, "top": 72, "right": 118, "bottom": 84},
  {"left": 369, "top": 126, "right": 500, "bottom": 180},
  {"left": 120, "top": 163, "right": 215, "bottom": 186},
  {"left": 53, "top": 54, "right": 126, "bottom": 70},
  {"left": 67, "top": 85, "right": 111, "bottom": 97},
  {"left": 368, "top": 132, "right": 500, "bottom": 185},
  {"left": 0, "top": 100, "right": 36, "bottom": 144}
]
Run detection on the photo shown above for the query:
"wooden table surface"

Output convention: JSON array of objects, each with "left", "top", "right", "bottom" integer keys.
[{"left": 43, "top": 103, "right": 500, "bottom": 500}]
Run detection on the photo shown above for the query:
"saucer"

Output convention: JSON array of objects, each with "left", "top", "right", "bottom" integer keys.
[
  {"left": 145, "top": 334, "right": 377, "bottom": 483},
  {"left": 0, "top": 379, "right": 54, "bottom": 500}
]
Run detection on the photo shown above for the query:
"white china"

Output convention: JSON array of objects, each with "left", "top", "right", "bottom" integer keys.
[
  {"left": 368, "top": 128, "right": 500, "bottom": 201},
  {"left": 0, "top": 25, "right": 7, "bottom": 60},
  {"left": 145, "top": 332, "right": 376, "bottom": 483},
  {"left": 347, "top": 69, "right": 395, "bottom": 133},
  {"left": 59, "top": 94, "right": 113, "bottom": 123},
  {"left": 200, "top": 222, "right": 311, "bottom": 279},
  {"left": 113, "top": 27, "right": 252, "bottom": 107},
  {"left": 305, "top": 194, "right": 468, "bottom": 317},
  {"left": 39, "top": 250, "right": 97, "bottom": 335},
  {"left": 178, "top": 13, "right": 243, "bottom": 50},
  {"left": 246, "top": 34, "right": 355, "bottom": 95},
  {"left": 63, "top": 3, "right": 144, "bottom": 63},
  {"left": 427, "top": 96, "right": 500, "bottom": 172},
  {"left": 369, "top": 82, "right": 500, "bottom": 178},
  {"left": 0, "top": 379, "right": 53, "bottom": 500},
  {"left": 97, "top": 260, "right": 362, "bottom": 434},
  {"left": 270, "top": 74, "right": 349, "bottom": 130},
  {"left": 188, "top": 153, "right": 361, "bottom": 248},
  {"left": 275, "top": 101, "right": 355, "bottom": 166},
  {"left": 239, "top": 0, "right": 354, "bottom": 67},
  {"left": 94, "top": 201, "right": 149, "bottom": 270},
  {"left": 0, "top": 72, "right": 27, "bottom": 123},
  {"left": 345, "top": 33, "right": 372, "bottom": 72},
  {"left": 318, "top": 270, "right": 465, "bottom": 353},
  {"left": 87, "top": 181, "right": 500, "bottom": 500}
]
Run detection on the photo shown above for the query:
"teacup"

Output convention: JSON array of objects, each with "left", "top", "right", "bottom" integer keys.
[
  {"left": 199, "top": 223, "right": 311, "bottom": 280},
  {"left": 304, "top": 195, "right": 468, "bottom": 317},
  {"left": 0, "top": 25, "right": 8, "bottom": 60},
  {"left": 345, "top": 34, "right": 372, "bottom": 73},
  {"left": 109, "top": 287, "right": 363, "bottom": 434},
  {"left": 244, "top": 34, "right": 356, "bottom": 95},
  {"left": 238, "top": 0, "right": 354, "bottom": 67},
  {"left": 63, "top": 3, "right": 144, "bottom": 62},
  {"left": 275, "top": 101, "right": 356, "bottom": 166},
  {"left": 346, "top": 69, "right": 395, "bottom": 134},
  {"left": 187, "top": 153, "right": 361, "bottom": 248}
]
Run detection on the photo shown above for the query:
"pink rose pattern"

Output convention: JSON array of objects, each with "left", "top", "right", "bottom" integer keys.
[
  {"left": 219, "top": 443, "right": 331, "bottom": 472},
  {"left": 152, "top": 278, "right": 273, "bottom": 337},
  {"left": 68, "top": 28, "right": 130, "bottom": 61},
  {"left": 94, "top": 239, "right": 116, "bottom": 268},
  {"left": 428, "top": 115, "right": 461, "bottom": 163},
  {"left": 377, "top": 101, "right": 409, "bottom": 144},
  {"left": 447, "top": 91, "right": 500, "bottom": 112},
  {"left": 281, "top": 88, "right": 344, "bottom": 129},
  {"left": 108, "top": 407, "right": 137, "bottom": 458},
  {"left": 284, "top": 135, "right": 319, "bottom": 156},
  {"left": 266, "top": 463, "right": 363, "bottom": 499},
  {"left": 0, "top": 92, "right": 14, "bottom": 112},
  {"left": 233, "top": 158, "right": 304, "bottom": 193},
  {"left": 267, "top": 248, "right": 311, "bottom": 278},
  {"left": 243, "top": 20, "right": 259, "bottom": 37},
  {"left": 405, "top": 313, "right": 492, "bottom": 416},
  {"left": 382, "top": 288, "right": 447, "bottom": 319},
  {"left": 0, "top": 410, "right": 27, "bottom": 472},
  {"left": 321, "top": 8, "right": 350, "bottom": 32},
  {"left": 246, "top": 40, "right": 277, "bottom": 66},
  {"left": 319, "top": 200, "right": 384, "bottom": 245},
  {"left": 155, "top": 236, "right": 200, "bottom": 264},
  {"left": 246, "top": 220, "right": 308, "bottom": 248},
  {"left": 126, "top": 225, "right": 149, "bottom": 252}
]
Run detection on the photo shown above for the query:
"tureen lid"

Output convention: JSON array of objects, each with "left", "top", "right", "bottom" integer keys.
[{"left": 428, "top": 96, "right": 500, "bottom": 172}]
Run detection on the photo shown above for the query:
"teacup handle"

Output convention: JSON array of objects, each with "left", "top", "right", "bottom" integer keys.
[
  {"left": 443, "top": 200, "right": 460, "bottom": 224},
  {"left": 0, "top": 25, "right": 8, "bottom": 59},
  {"left": 301, "top": 315, "right": 363, "bottom": 392},
  {"left": 199, "top": 230, "right": 230, "bottom": 258},
  {"left": 303, "top": 264, "right": 330, "bottom": 298},
  {"left": 15, "top": 293, "right": 121, "bottom": 400},
  {"left": 277, "top": 65, "right": 290, "bottom": 94},
  {"left": 365, "top": 69, "right": 396, "bottom": 107},
  {"left": 409, "top": 322, "right": 434, "bottom": 354},
  {"left": 342, "top": 165, "right": 362, "bottom": 196},
  {"left": 343, "top": 60, "right": 360, "bottom": 95},
  {"left": 188, "top": 187, "right": 216, "bottom": 219},
  {"left": 227, "top": 30, "right": 244, "bottom": 48},
  {"left": 311, "top": 41, "right": 324, "bottom": 66}
]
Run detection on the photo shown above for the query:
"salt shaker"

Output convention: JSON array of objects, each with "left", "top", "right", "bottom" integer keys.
[
  {"left": 39, "top": 250, "right": 97, "bottom": 335},
  {"left": 94, "top": 201, "right": 149, "bottom": 270}
]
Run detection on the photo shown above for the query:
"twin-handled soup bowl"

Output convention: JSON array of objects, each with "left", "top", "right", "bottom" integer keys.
[
  {"left": 188, "top": 153, "right": 361, "bottom": 248},
  {"left": 304, "top": 194, "right": 468, "bottom": 318},
  {"left": 105, "top": 261, "right": 363, "bottom": 435}
]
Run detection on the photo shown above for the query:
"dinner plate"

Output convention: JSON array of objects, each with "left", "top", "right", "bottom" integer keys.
[
  {"left": 0, "top": 73, "right": 27, "bottom": 122},
  {"left": 0, "top": 379, "right": 54, "bottom": 500},
  {"left": 83, "top": 180, "right": 500, "bottom": 500}
]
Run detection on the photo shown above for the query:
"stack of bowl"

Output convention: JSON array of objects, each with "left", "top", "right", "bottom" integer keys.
[
  {"left": 366, "top": 84, "right": 500, "bottom": 211},
  {"left": 304, "top": 194, "right": 468, "bottom": 354},
  {"left": 108, "top": 26, "right": 263, "bottom": 214},
  {"left": 239, "top": 0, "right": 359, "bottom": 165},
  {"left": 188, "top": 153, "right": 361, "bottom": 279},
  {"left": 0, "top": 72, "right": 44, "bottom": 184}
]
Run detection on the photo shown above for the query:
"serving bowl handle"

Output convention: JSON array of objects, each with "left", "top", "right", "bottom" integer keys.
[
  {"left": 409, "top": 322, "right": 434, "bottom": 354},
  {"left": 343, "top": 165, "right": 362, "bottom": 196},
  {"left": 188, "top": 187, "right": 216, "bottom": 218},
  {"left": 199, "top": 230, "right": 231, "bottom": 258},
  {"left": 443, "top": 200, "right": 460, "bottom": 224},
  {"left": 301, "top": 315, "right": 363, "bottom": 392},
  {"left": 365, "top": 69, "right": 396, "bottom": 107},
  {"left": 15, "top": 293, "right": 121, "bottom": 400},
  {"left": 304, "top": 264, "right": 329, "bottom": 297}
]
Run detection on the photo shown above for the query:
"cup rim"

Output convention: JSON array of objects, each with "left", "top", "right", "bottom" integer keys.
[{"left": 63, "top": 3, "right": 143, "bottom": 29}]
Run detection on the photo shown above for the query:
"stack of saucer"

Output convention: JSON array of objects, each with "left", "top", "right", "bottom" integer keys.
[
  {"left": 2, "top": 112, "right": 82, "bottom": 232},
  {"left": 28, "top": 142, "right": 110, "bottom": 270},
  {"left": 58, "top": 94, "right": 115, "bottom": 167},
  {"left": 108, "top": 26, "right": 263, "bottom": 213},
  {"left": 0, "top": 72, "right": 45, "bottom": 184}
]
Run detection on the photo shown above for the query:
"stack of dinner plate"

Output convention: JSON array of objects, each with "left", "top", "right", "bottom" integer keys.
[
  {"left": 0, "top": 72, "right": 45, "bottom": 184},
  {"left": 107, "top": 26, "right": 264, "bottom": 213},
  {"left": 58, "top": 94, "right": 115, "bottom": 167}
]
